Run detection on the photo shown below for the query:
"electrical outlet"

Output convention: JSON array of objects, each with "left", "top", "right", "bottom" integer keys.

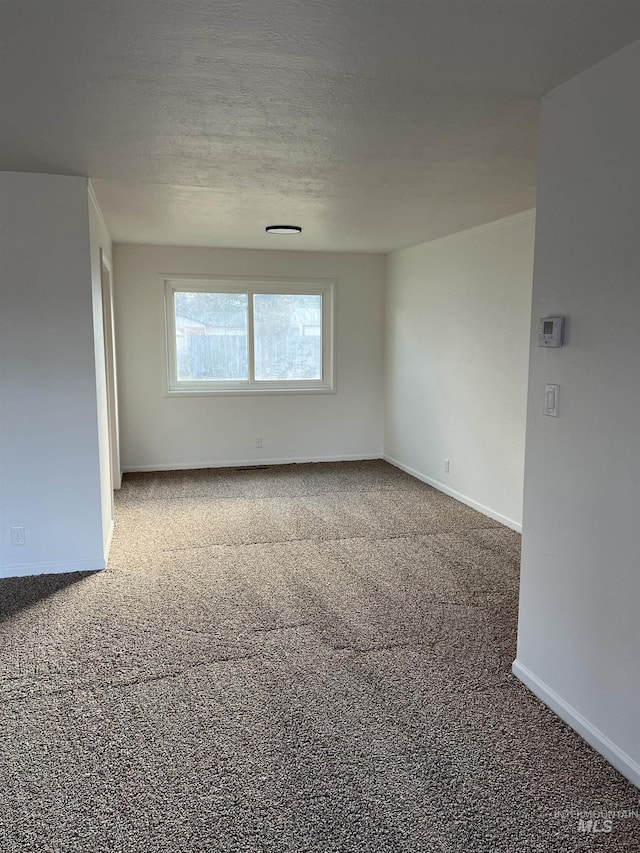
[
  {"left": 255, "top": 437, "right": 263, "bottom": 449},
  {"left": 444, "top": 458, "right": 450, "bottom": 474},
  {"left": 10, "top": 526, "right": 25, "bottom": 546}
]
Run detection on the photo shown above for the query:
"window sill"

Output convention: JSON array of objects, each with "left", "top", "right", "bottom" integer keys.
[{"left": 165, "top": 385, "right": 336, "bottom": 398}]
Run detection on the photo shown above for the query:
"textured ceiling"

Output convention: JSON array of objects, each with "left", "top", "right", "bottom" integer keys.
[{"left": 1, "top": 1, "right": 638, "bottom": 252}]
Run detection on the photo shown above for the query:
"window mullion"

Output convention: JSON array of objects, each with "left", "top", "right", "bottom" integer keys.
[
  {"left": 169, "top": 288, "right": 179, "bottom": 389},
  {"left": 247, "top": 290, "right": 256, "bottom": 386},
  {"left": 319, "top": 290, "right": 326, "bottom": 384}
]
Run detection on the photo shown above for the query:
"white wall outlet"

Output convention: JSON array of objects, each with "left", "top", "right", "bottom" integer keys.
[
  {"left": 255, "top": 437, "right": 262, "bottom": 448},
  {"left": 10, "top": 526, "right": 25, "bottom": 546},
  {"left": 444, "top": 458, "right": 450, "bottom": 474}
]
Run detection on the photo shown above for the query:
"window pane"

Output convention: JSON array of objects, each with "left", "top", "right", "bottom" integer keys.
[
  {"left": 174, "top": 292, "right": 248, "bottom": 381},
  {"left": 253, "top": 293, "right": 322, "bottom": 381}
]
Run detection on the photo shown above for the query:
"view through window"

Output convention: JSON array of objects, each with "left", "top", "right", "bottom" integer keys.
[{"left": 166, "top": 279, "right": 334, "bottom": 393}]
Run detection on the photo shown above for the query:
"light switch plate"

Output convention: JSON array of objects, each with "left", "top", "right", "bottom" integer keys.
[{"left": 544, "top": 383, "right": 559, "bottom": 417}]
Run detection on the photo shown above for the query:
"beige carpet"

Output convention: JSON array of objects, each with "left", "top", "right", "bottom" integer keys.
[{"left": 0, "top": 460, "right": 637, "bottom": 852}]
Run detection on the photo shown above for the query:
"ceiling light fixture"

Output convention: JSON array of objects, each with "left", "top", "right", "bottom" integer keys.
[{"left": 265, "top": 225, "right": 302, "bottom": 235}]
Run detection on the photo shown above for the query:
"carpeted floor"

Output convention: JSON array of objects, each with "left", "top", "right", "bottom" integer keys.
[{"left": 0, "top": 460, "right": 637, "bottom": 852}]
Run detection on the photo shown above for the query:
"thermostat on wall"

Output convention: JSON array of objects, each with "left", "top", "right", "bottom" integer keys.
[{"left": 538, "top": 316, "right": 565, "bottom": 347}]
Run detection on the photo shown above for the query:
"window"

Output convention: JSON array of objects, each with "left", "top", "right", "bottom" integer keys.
[{"left": 165, "top": 278, "right": 335, "bottom": 394}]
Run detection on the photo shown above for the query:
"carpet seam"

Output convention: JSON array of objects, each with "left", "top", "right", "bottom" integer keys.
[{"left": 142, "top": 525, "right": 505, "bottom": 557}]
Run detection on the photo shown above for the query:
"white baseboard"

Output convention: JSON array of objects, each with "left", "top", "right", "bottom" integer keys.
[
  {"left": 383, "top": 454, "right": 522, "bottom": 532},
  {"left": 0, "top": 558, "right": 105, "bottom": 580},
  {"left": 512, "top": 659, "right": 640, "bottom": 789},
  {"left": 122, "top": 453, "right": 382, "bottom": 473}
]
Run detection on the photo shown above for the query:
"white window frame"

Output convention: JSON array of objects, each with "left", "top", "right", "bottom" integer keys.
[{"left": 164, "top": 276, "right": 336, "bottom": 396}]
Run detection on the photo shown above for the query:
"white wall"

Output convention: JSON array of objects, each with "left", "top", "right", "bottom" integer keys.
[
  {"left": 0, "top": 173, "right": 105, "bottom": 577},
  {"left": 514, "top": 42, "right": 640, "bottom": 787},
  {"left": 113, "top": 245, "right": 385, "bottom": 470},
  {"left": 384, "top": 212, "right": 535, "bottom": 531},
  {"left": 88, "top": 184, "right": 116, "bottom": 556}
]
